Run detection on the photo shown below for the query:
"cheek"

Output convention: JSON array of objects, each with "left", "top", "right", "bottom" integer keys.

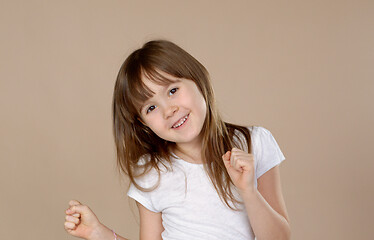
[
  {"left": 194, "top": 93, "right": 207, "bottom": 114},
  {"left": 188, "top": 87, "right": 206, "bottom": 108},
  {"left": 145, "top": 116, "right": 168, "bottom": 134},
  {"left": 146, "top": 125, "right": 165, "bottom": 139},
  {"left": 146, "top": 120, "right": 162, "bottom": 131},
  {"left": 200, "top": 101, "right": 207, "bottom": 121}
]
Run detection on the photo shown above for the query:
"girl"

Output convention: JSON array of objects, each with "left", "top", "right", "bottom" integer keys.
[{"left": 64, "top": 40, "right": 291, "bottom": 240}]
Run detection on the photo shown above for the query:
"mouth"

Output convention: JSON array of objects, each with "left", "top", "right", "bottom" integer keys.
[{"left": 171, "top": 114, "right": 190, "bottom": 129}]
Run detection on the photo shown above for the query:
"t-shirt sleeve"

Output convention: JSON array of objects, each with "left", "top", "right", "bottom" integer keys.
[
  {"left": 127, "top": 182, "right": 159, "bottom": 213},
  {"left": 126, "top": 158, "right": 160, "bottom": 213},
  {"left": 253, "top": 126, "right": 286, "bottom": 179}
]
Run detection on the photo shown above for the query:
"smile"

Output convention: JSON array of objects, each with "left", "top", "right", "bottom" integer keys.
[{"left": 172, "top": 114, "right": 189, "bottom": 129}]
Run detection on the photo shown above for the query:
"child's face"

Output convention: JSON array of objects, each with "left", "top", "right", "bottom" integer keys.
[{"left": 138, "top": 72, "right": 207, "bottom": 148}]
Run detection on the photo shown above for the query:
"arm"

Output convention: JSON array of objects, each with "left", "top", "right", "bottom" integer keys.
[
  {"left": 89, "top": 224, "right": 129, "bottom": 240},
  {"left": 136, "top": 201, "right": 164, "bottom": 240},
  {"left": 222, "top": 148, "right": 291, "bottom": 240},
  {"left": 88, "top": 201, "right": 163, "bottom": 240},
  {"left": 241, "top": 165, "right": 291, "bottom": 240},
  {"left": 85, "top": 202, "right": 164, "bottom": 240},
  {"left": 64, "top": 200, "right": 131, "bottom": 240}
]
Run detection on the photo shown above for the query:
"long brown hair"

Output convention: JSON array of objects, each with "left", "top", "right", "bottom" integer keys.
[{"left": 112, "top": 40, "right": 252, "bottom": 210}]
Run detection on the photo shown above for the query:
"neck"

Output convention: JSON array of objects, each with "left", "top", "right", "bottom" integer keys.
[{"left": 171, "top": 137, "right": 204, "bottom": 164}]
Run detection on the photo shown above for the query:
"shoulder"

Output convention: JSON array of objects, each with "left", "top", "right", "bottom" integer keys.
[
  {"left": 248, "top": 125, "right": 279, "bottom": 150},
  {"left": 232, "top": 125, "right": 270, "bottom": 138},
  {"left": 136, "top": 153, "right": 171, "bottom": 171},
  {"left": 249, "top": 126, "right": 286, "bottom": 178},
  {"left": 133, "top": 154, "right": 162, "bottom": 188},
  {"left": 232, "top": 125, "right": 270, "bottom": 151},
  {"left": 248, "top": 125, "right": 271, "bottom": 137},
  {"left": 133, "top": 154, "right": 177, "bottom": 188}
]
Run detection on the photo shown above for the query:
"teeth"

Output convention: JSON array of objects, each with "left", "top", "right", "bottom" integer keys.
[{"left": 172, "top": 115, "right": 189, "bottom": 128}]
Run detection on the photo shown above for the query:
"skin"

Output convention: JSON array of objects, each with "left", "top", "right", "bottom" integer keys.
[
  {"left": 138, "top": 72, "right": 207, "bottom": 163},
  {"left": 222, "top": 147, "right": 256, "bottom": 193}
]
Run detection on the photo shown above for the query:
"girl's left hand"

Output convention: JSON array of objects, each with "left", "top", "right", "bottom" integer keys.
[{"left": 222, "top": 148, "right": 256, "bottom": 194}]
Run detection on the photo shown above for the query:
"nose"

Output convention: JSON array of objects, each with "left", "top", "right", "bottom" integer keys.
[{"left": 164, "top": 105, "right": 178, "bottom": 119}]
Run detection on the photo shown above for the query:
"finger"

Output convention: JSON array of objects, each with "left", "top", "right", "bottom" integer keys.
[
  {"left": 66, "top": 200, "right": 83, "bottom": 214},
  {"left": 236, "top": 158, "right": 254, "bottom": 172},
  {"left": 231, "top": 147, "right": 244, "bottom": 153},
  {"left": 230, "top": 148, "right": 249, "bottom": 157},
  {"left": 222, "top": 151, "right": 230, "bottom": 160},
  {"left": 64, "top": 221, "right": 77, "bottom": 230},
  {"left": 222, "top": 151, "right": 231, "bottom": 167},
  {"left": 66, "top": 208, "right": 82, "bottom": 216},
  {"left": 69, "top": 199, "right": 82, "bottom": 206},
  {"left": 231, "top": 149, "right": 253, "bottom": 161},
  {"left": 230, "top": 154, "right": 249, "bottom": 170},
  {"left": 65, "top": 215, "right": 80, "bottom": 224},
  {"left": 68, "top": 204, "right": 92, "bottom": 216},
  {"left": 229, "top": 152, "right": 237, "bottom": 167},
  {"left": 229, "top": 151, "right": 253, "bottom": 162}
]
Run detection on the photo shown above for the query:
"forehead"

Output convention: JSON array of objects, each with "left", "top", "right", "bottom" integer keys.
[
  {"left": 140, "top": 70, "right": 181, "bottom": 97},
  {"left": 141, "top": 71, "right": 178, "bottom": 91}
]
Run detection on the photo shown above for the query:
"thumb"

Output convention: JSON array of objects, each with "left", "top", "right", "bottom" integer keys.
[
  {"left": 68, "top": 202, "right": 100, "bottom": 226},
  {"left": 66, "top": 200, "right": 94, "bottom": 220},
  {"left": 69, "top": 204, "right": 91, "bottom": 216},
  {"left": 66, "top": 199, "right": 83, "bottom": 216},
  {"left": 69, "top": 199, "right": 82, "bottom": 207},
  {"left": 222, "top": 151, "right": 231, "bottom": 168},
  {"left": 68, "top": 200, "right": 82, "bottom": 216}
]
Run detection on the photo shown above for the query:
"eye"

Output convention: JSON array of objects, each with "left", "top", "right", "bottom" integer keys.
[
  {"left": 146, "top": 105, "right": 156, "bottom": 114},
  {"left": 169, "top": 88, "right": 178, "bottom": 96}
]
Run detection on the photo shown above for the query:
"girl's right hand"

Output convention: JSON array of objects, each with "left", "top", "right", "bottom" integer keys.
[{"left": 64, "top": 199, "right": 102, "bottom": 239}]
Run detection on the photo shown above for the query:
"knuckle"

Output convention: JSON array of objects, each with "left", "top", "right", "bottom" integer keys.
[{"left": 68, "top": 222, "right": 76, "bottom": 228}]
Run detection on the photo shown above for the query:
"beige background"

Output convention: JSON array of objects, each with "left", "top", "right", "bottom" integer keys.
[{"left": 0, "top": 0, "right": 373, "bottom": 239}]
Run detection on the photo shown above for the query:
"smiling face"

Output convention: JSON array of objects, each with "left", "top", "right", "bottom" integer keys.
[{"left": 138, "top": 71, "right": 207, "bottom": 148}]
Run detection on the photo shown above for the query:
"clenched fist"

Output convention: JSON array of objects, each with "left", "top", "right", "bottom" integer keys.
[
  {"left": 222, "top": 147, "right": 256, "bottom": 194},
  {"left": 64, "top": 200, "right": 102, "bottom": 239}
]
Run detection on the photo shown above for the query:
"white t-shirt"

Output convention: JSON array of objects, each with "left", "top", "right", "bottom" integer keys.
[{"left": 127, "top": 126, "right": 286, "bottom": 240}]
